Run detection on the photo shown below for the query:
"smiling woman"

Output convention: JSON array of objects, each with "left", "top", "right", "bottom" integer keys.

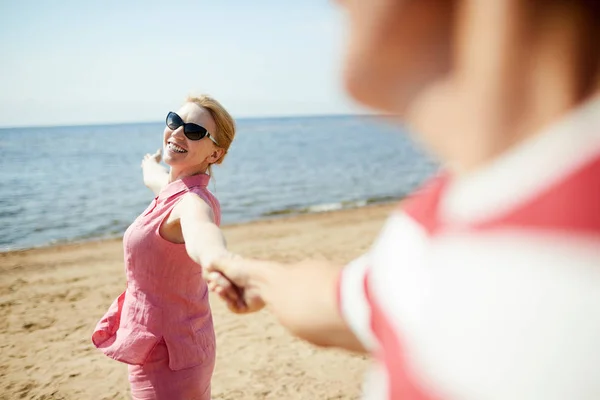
[
  {"left": 163, "top": 96, "right": 236, "bottom": 179},
  {"left": 91, "top": 94, "right": 238, "bottom": 400}
]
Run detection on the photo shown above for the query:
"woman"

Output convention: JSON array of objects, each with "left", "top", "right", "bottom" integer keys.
[
  {"left": 92, "top": 95, "right": 236, "bottom": 399},
  {"left": 207, "top": 1, "right": 600, "bottom": 399}
]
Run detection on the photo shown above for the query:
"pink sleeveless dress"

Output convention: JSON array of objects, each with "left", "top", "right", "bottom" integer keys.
[{"left": 92, "top": 174, "right": 220, "bottom": 400}]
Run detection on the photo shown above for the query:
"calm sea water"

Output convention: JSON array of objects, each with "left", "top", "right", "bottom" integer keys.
[{"left": 0, "top": 115, "right": 437, "bottom": 251}]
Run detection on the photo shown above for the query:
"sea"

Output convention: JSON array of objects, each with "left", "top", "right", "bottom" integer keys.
[{"left": 0, "top": 115, "right": 438, "bottom": 251}]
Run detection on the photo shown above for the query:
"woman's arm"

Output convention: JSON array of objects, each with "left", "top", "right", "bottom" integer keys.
[
  {"left": 176, "top": 193, "right": 227, "bottom": 268},
  {"left": 173, "top": 192, "right": 247, "bottom": 308},
  {"left": 141, "top": 150, "right": 169, "bottom": 196},
  {"left": 207, "top": 257, "right": 367, "bottom": 353}
]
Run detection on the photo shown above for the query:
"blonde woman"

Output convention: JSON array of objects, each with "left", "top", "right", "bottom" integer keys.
[
  {"left": 92, "top": 95, "right": 236, "bottom": 399},
  {"left": 208, "top": 1, "right": 600, "bottom": 399}
]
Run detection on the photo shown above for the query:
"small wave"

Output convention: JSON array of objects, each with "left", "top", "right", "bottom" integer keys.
[
  {"left": 262, "top": 195, "right": 400, "bottom": 218},
  {"left": 0, "top": 205, "right": 25, "bottom": 218},
  {"left": 365, "top": 194, "right": 402, "bottom": 204}
]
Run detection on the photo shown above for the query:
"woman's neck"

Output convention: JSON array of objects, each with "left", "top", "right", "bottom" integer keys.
[{"left": 168, "top": 166, "right": 208, "bottom": 183}]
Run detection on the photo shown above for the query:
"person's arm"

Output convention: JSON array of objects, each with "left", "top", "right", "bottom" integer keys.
[
  {"left": 167, "top": 192, "right": 244, "bottom": 308},
  {"left": 141, "top": 149, "right": 169, "bottom": 196},
  {"left": 176, "top": 192, "right": 228, "bottom": 267},
  {"left": 207, "top": 257, "right": 367, "bottom": 353}
]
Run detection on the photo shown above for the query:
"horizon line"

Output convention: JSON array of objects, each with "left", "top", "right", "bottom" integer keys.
[{"left": 0, "top": 112, "right": 383, "bottom": 130}]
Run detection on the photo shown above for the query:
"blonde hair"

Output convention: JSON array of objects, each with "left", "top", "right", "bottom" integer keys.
[{"left": 186, "top": 94, "right": 236, "bottom": 175}]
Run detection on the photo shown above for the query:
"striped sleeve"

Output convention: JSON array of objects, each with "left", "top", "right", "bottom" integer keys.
[{"left": 337, "top": 253, "right": 377, "bottom": 351}]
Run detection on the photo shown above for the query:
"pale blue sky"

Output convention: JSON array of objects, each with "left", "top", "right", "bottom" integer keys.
[{"left": 0, "top": 0, "right": 363, "bottom": 127}]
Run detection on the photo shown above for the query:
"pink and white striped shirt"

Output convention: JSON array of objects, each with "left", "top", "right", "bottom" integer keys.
[{"left": 338, "top": 98, "right": 600, "bottom": 400}]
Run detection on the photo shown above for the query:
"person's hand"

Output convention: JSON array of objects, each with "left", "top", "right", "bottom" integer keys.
[
  {"left": 204, "top": 255, "right": 266, "bottom": 314},
  {"left": 141, "top": 148, "right": 163, "bottom": 168},
  {"left": 202, "top": 251, "right": 251, "bottom": 313},
  {"left": 141, "top": 149, "right": 168, "bottom": 194},
  {"left": 206, "top": 270, "right": 247, "bottom": 312}
]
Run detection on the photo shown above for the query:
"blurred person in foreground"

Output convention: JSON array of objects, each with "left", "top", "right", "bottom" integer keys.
[{"left": 207, "top": 1, "right": 600, "bottom": 399}]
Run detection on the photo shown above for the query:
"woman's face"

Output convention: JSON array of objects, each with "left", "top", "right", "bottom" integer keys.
[
  {"left": 337, "top": 0, "right": 454, "bottom": 126},
  {"left": 162, "top": 102, "right": 221, "bottom": 172}
]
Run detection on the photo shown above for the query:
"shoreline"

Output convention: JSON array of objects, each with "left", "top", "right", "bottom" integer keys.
[{"left": 0, "top": 200, "right": 400, "bottom": 256}]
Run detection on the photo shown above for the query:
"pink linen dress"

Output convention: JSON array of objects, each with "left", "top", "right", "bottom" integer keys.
[{"left": 92, "top": 173, "right": 220, "bottom": 400}]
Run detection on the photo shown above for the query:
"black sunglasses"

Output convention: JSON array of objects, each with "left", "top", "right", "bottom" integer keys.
[{"left": 166, "top": 112, "right": 219, "bottom": 145}]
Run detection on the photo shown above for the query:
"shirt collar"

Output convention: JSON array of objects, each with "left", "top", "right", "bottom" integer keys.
[{"left": 158, "top": 173, "right": 210, "bottom": 199}]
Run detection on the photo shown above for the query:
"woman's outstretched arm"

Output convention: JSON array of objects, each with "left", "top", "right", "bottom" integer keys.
[{"left": 173, "top": 192, "right": 249, "bottom": 309}]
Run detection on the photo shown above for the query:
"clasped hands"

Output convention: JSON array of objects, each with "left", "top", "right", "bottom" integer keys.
[{"left": 202, "top": 252, "right": 266, "bottom": 314}]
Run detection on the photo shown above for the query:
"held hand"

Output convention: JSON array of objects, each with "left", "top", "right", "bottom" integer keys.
[
  {"left": 206, "top": 271, "right": 249, "bottom": 313},
  {"left": 204, "top": 256, "right": 266, "bottom": 314},
  {"left": 203, "top": 251, "right": 253, "bottom": 313}
]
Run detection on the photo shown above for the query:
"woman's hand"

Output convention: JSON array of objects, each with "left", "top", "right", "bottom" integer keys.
[
  {"left": 204, "top": 255, "right": 267, "bottom": 314},
  {"left": 141, "top": 149, "right": 168, "bottom": 195}
]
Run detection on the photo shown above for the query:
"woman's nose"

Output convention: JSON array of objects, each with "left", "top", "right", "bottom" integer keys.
[{"left": 172, "top": 126, "right": 186, "bottom": 138}]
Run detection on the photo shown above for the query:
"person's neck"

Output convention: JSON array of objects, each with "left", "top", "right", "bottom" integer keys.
[
  {"left": 441, "top": 0, "right": 600, "bottom": 175},
  {"left": 168, "top": 166, "right": 208, "bottom": 183}
]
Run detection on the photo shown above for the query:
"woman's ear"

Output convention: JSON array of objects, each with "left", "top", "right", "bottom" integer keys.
[{"left": 208, "top": 148, "right": 225, "bottom": 164}]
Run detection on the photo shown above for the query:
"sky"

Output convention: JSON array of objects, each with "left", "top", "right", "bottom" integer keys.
[{"left": 0, "top": 0, "right": 365, "bottom": 127}]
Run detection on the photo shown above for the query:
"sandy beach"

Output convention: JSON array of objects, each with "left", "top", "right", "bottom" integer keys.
[{"left": 0, "top": 203, "right": 395, "bottom": 400}]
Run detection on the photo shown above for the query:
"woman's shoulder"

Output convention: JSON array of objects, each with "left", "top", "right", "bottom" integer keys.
[
  {"left": 181, "top": 187, "right": 222, "bottom": 225},
  {"left": 187, "top": 186, "right": 219, "bottom": 206}
]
